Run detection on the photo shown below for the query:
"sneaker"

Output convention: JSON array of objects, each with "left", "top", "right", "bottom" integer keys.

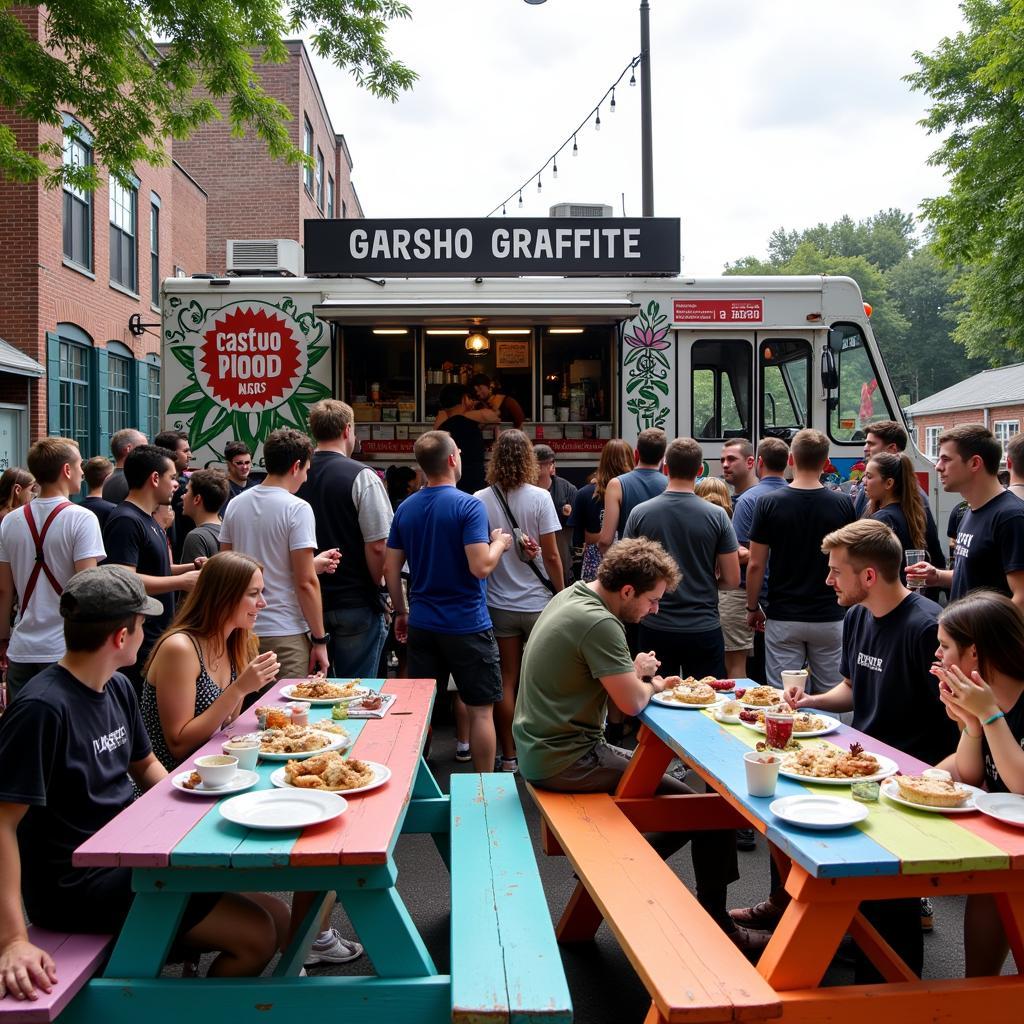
[
  {"left": 921, "top": 897, "right": 934, "bottom": 933},
  {"left": 304, "top": 929, "right": 364, "bottom": 966},
  {"left": 729, "top": 899, "right": 784, "bottom": 931},
  {"left": 499, "top": 757, "right": 519, "bottom": 773},
  {"left": 454, "top": 743, "right": 472, "bottom": 763},
  {"left": 728, "top": 924, "right": 771, "bottom": 960},
  {"left": 736, "top": 827, "right": 757, "bottom": 851}
]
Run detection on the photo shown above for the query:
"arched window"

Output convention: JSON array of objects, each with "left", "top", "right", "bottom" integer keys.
[{"left": 49, "top": 323, "right": 94, "bottom": 453}]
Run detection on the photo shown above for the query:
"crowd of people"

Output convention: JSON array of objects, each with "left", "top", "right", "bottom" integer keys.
[{"left": 1, "top": 403, "right": 1024, "bottom": 997}]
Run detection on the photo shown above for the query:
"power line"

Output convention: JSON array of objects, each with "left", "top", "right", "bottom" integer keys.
[{"left": 485, "top": 54, "right": 641, "bottom": 218}]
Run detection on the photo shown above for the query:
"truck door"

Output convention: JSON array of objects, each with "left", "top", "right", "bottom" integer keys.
[
  {"left": 756, "top": 333, "right": 814, "bottom": 443},
  {"left": 678, "top": 332, "right": 754, "bottom": 469}
]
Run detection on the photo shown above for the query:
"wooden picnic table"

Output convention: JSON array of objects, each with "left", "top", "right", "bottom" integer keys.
[
  {"left": 583, "top": 679, "right": 1024, "bottom": 1022},
  {"left": 64, "top": 677, "right": 455, "bottom": 1023}
]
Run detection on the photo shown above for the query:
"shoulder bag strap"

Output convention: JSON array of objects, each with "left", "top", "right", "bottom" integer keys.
[
  {"left": 20, "top": 501, "right": 74, "bottom": 612},
  {"left": 490, "top": 486, "right": 556, "bottom": 596}
]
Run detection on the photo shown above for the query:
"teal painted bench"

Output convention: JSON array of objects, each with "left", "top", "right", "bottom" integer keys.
[
  {"left": 450, "top": 773, "right": 572, "bottom": 1024},
  {"left": 0, "top": 928, "right": 111, "bottom": 1022}
]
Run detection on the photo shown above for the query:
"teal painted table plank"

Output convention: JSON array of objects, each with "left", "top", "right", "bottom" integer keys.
[
  {"left": 63, "top": 975, "right": 452, "bottom": 1024},
  {"left": 450, "top": 773, "right": 573, "bottom": 1024}
]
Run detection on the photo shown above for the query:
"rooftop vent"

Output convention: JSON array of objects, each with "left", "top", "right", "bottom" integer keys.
[
  {"left": 226, "top": 239, "right": 303, "bottom": 277},
  {"left": 549, "top": 203, "right": 614, "bottom": 218}
]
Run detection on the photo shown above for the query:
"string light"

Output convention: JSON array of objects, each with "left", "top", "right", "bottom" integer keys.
[
  {"left": 502, "top": 203, "right": 506, "bottom": 215},
  {"left": 485, "top": 53, "right": 640, "bottom": 217}
]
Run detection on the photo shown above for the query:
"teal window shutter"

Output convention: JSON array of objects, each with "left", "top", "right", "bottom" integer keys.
[
  {"left": 136, "top": 358, "right": 149, "bottom": 434},
  {"left": 46, "top": 332, "right": 61, "bottom": 434},
  {"left": 95, "top": 345, "right": 109, "bottom": 459}
]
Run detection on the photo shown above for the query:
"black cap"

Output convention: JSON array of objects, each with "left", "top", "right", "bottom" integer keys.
[{"left": 60, "top": 566, "right": 165, "bottom": 622}]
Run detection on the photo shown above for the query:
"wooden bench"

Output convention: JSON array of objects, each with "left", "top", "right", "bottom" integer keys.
[
  {"left": 450, "top": 773, "right": 572, "bottom": 1024},
  {"left": 528, "top": 787, "right": 781, "bottom": 1024},
  {"left": 0, "top": 928, "right": 111, "bottom": 1023}
]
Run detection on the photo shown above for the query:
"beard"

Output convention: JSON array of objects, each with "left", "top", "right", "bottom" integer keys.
[{"left": 834, "top": 584, "right": 868, "bottom": 607}]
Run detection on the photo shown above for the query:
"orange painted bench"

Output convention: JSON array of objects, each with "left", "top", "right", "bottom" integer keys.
[{"left": 528, "top": 786, "right": 781, "bottom": 1023}]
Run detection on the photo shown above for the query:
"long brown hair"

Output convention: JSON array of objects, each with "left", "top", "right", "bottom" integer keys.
[
  {"left": 0, "top": 467, "right": 34, "bottom": 518},
  {"left": 695, "top": 476, "right": 733, "bottom": 518},
  {"left": 486, "top": 429, "right": 538, "bottom": 491},
  {"left": 867, "top": 452, "right": 926, "bottom": 550},
  {"left": 940, "top": 590, "right": 1024, "bottom": 681},
  {"left": 145, "top": 551, "right": 262, "bottom": 675},
  {"left": 594, "top": 439, "right": 634, "bottom": 502}
]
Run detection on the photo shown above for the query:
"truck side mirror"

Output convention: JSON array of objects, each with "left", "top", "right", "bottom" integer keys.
[{"left": 821, "top": 346, "right": 838, "bottom": 391}]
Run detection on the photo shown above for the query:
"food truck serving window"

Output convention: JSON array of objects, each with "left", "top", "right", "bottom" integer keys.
[
  {"left": 540, "top": 327, "right": 612, "bottom": 427},
  {"left": 343, "top": 326, "right": 416, "bottom": 423},
  {"left": 827, "top": 322, "right": 894, "bottom": 444},
  {"left": 691, "top": 339, "right": 751, "bottom": 440}
]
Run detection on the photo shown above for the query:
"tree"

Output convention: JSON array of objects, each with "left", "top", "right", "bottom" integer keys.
[
  {"left": 906, "top": 0, "right": 1024, "bottom": 359},
  {"left": 0, "top": 2, "right": 416, "bottom": 191}
]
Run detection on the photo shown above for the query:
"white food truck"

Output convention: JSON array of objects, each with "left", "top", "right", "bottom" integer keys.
[{"left": 160, "top": 218, "right": 944, "bottom": 517}]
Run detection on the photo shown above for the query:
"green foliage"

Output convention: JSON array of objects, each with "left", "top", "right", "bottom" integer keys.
[
  {"left": 0, "top": 1, "right": 416, "bottom": 189},
  {"left": 724, "top": 210, "right": 988, "bottom": 402},
  {"left": 906, "top": 0, "right": 1024, "bottom": 361}
]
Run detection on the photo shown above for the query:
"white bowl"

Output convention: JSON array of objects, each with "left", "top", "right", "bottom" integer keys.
[{"left": 195, "top": 754, "right": 239, "bottom": 789}]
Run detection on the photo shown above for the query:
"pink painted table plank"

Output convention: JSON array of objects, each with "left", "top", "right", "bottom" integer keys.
[{"left": 289, "top": 678, "right": 433, "bottom": 866}]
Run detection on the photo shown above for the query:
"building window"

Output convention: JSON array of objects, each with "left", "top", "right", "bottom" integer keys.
[
  {"left": 107, "top": 351, "right": 132, "bottom": 437},
  {"left": 62, "top": 120, "right": 92, "bottom": 270},
  {"left": 303, "top": 117, "right": 314, "bottom": 193},
  {"left": 994, "top": 419, "right": 1019, "bottom": 453},
  {"left": 150, "top": 196, "right": 160, "bottom": 307},
  {"left": 327, "top": 174, "right": 335, "bottom": 218},
  {"left": 147, "top": 361, "right": 161, "bottom": 439},
  {"left": 342, "top": 199, "right": 347, "bottom": 219},
  {"left": 58, "top": 341, "right": 91, "bottom": 452},
  {"left": 109, "top": 178, "right": 138, "bottom": 292},
  {"left": 925, "top": 425, "right": 943, "bottom": 460},
  {"left": 316, "top": 148, "right": 325, "bottom": 210}
]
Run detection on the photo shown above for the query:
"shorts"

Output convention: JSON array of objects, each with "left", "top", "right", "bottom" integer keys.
[
  {"left": 258, "top": 633, "right": 311, "bottom": 682},
  {"left": 719, "top": 588, "right": 754, "bottom": 654},
  {"left": 27, "top": 866, "right": 219, "bottom": 938},
  {"left": 488, "top": 606, "right": 542, "bottom": 639},
  {"left": 406, "top": 626, "right": 502, "bottom": 706}
]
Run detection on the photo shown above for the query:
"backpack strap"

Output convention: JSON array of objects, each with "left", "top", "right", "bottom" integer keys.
[{"left": 20, "top": 501, "right": 74, "bottom": 612}]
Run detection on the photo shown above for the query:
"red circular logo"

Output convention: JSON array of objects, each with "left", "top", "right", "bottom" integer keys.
[{"left": 197, "top": 305, "right": 305, "bottom": 412}]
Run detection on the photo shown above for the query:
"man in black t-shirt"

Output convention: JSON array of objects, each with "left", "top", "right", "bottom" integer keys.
[
  {"left": 535, "top": 445, "right": 578, "bottom": 586},
  {"left": 746, "top": 429, "right": 855, "bottom": 693},
  {"left": 102, "top": 445, "right": 201, "bottom": 693},
  {"left": 909, "top": 424, "right": 1024, "bottom": 608},
  {"left": 0, "top": 566, "right": 287, "bottom": 1001},
  {"left": 437, "top": 383, "right": 488, "bottom": 494}
]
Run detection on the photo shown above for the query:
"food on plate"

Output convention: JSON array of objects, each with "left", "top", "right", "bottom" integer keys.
[
  {"left": 181, "top": 771, "right": 202, "bottom": 790},
  {"left": 265, "top": 709, "right": 291, "bottom": 730},
  {"left": 895, "top": 774, "right": 970, "bottom": 808},
  {"left": 258, "top": 725, "right": 334, "bottom": 754},
  {"left": 283, "top": 751, "right": 375, "bottom": 791},
  {"left": 707, "top": 678, "right": 736, "bottom": 692},
  {"left": 359, "top": 693, "right": 384, "bottom": 710},
  {"left": 755, "top": 736, "right": 800, "bottom": 752},
  {"left": 740, "top": 685, "right": 783, "bottom": 706},
  {"left": 782, "top": 742, "right": 880, "bottom": 779},
  {"left": 315, "top": 720, "right": 350, "bottom": 737},
  {"left": 739, "top": 705, "right": 827, "bottom": 733},
  {"left": 661, "top": 680, "right": 718, "bottom": 705},
  {"left": 289, "top": 676, "right": 363, "bottom": 700}
]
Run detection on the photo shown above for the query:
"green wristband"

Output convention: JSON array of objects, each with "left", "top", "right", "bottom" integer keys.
[{"left": 982, "top": 710, "right": 1006, "bottom": 726}]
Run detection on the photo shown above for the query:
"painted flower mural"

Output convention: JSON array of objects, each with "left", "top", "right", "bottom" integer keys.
[{"left": 623, "top": 300, "right": 671, "bottom": 432}]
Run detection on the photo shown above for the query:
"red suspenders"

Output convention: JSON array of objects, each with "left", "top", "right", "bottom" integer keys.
[{"left": 20, "top": 501, "right": 73, "bottom": 612}]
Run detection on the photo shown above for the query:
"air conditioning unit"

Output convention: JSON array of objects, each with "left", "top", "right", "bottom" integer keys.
[
  {"left": 226, "top": 239, "right": 304, "bottom": 277},
  {"left": 549, "top": 203, "right": 614, "bottom": 218}
]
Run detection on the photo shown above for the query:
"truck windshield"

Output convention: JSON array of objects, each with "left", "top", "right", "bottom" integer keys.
[
  {"left": 828, "top": 323, "right": 894, "bottom": 443},
  {"left": 760, "top": 339, "right": 810, "bottom": 437}
]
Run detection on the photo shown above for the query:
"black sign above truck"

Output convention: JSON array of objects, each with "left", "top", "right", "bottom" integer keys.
[{"left": 303, "top": 217, "right": 681, "bottom": 277}]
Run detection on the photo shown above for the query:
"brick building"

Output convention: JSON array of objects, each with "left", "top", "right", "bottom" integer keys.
[
  {"left": 170, "top": 40, "right": 363, "bottom": 276},
  {"left": 905, "top": 362, "right": 1024, "bottom": 460},
  {"left": 0, "top": 24, "right": 362, "bottom": 465}
]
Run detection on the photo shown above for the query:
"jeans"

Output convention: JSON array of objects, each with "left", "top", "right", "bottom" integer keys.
[{"left": 324, "top": 605, "right": 389, "bottom": 679}]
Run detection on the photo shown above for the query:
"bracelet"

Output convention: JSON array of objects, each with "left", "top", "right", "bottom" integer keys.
[
  {"left": 982, "top": 710, "right": 1006, "bottom": 726},
  {"left": 961, "top": 726, "right": 981, "bottom": 740}
]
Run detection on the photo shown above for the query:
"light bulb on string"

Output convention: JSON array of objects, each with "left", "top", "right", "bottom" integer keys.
[
  {"left": 502, "top": 204, "right": 506, "bottom": 215},
  {"left": 595, "top": 109, "right": 601, "bottom": 131},
  {"left": 518, "top": 190, "right": 523, "bottom": 208},
  {"left": 610, "top": 88, "right": 616, "bottom": 112},
  {"left": 629, "top": 66, "right": 636, "bottom": 87},
  {"left": 537, "top": 174, "right": 542, "bottom": 192},
  {"left": 572, "top": 134, "right": 578, "bottom": 156},
  {"left": 552, "top": 157, "right": 558, "bottom": 179}
]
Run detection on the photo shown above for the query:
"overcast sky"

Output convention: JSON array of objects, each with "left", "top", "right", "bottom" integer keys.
[{"left": 307, "top": 0, "right": 966, "bottom": 276}]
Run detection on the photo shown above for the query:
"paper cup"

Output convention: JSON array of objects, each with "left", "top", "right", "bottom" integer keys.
[
  {"left": 223, "top": 738, "right": 259, "bottom": 771},
  {"left": 781, "top": 669, "right": 808, "bottom": 696},
  {"left": 744, "top": 751, "right": 781, "bottom": 798}
]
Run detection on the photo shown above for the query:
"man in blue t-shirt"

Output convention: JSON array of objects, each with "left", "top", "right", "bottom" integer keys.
[{"left": 385, "top": 430, "right": 511, "bottom": 772}]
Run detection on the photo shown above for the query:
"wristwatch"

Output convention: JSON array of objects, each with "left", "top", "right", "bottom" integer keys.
[{"left": 310, "top": 633, "right": 331, "bottom": 646}]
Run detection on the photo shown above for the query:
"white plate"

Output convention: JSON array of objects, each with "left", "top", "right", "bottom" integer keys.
[
  {"left": 739, "top": 713, "right": 842, "bottom": 738},
  {"left": 650, "top": 692, "right": 726, "bottom": 710},
  {"left": 171, "top": 768, "right": 260, "bottom": 796},
  {"left": 279, "top": 683, "right": 369, "bottom": 706},
  {"left": 974, "top": 791, "right": 1024, "bottom": 828},
  {"left": 880, "top": 777, "right": 983, "bottom": 814},
  {"left": 219, "top": 788, "right": 347, "bottom": 830},
  {"left": 257, "top": 729, "right": 350, "bottom": 761},
  {"left": 270, "top": 760, "right": 392, "bottom": 796},
  {"left": 770, "top": 795, "right": 869, "bottom": 830},
  {"left": 778, "top": 750, "right": 899, "bottom": 786}
]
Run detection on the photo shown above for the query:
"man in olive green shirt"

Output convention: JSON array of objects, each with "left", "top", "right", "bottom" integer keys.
[{"left": 513, "top": 537, "right": 762, "bottom": 954}]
